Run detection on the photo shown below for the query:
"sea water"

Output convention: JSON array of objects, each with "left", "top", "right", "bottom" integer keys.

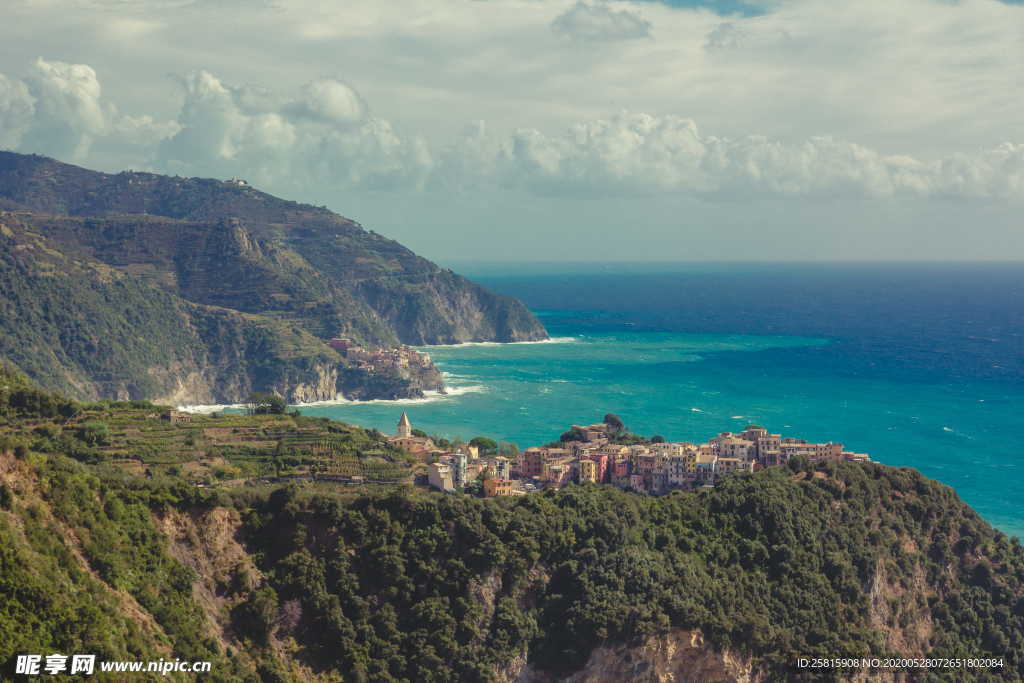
[{"left": 297, "top": 262, "right": 1024, "bottom": 539}]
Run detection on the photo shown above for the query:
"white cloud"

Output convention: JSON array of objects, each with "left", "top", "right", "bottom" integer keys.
[
  {"left": 21, "top": 58, "right": 110, "bottom": 160},
  {"left": 99, "top": 17, "right": 163, "bottom": 40},
  {"left": 704, "top": 22, "right": 746, "bottom": 50},
  {"left": 156, "top": 70, "right": 430, "bottom": 190},
  {"left": 0, "top": 74, "right": 35, "bottom": 150},
  {"left": 433, "top": 120, "right": 502, "bottom": 193},
  {"left": 287, "top": 79, "right": 366, "bottom": 125},
  {"left": 1, "top": 0, "right": 1024, "bottom": 259},
  {"left": 551, "top": 1, "right": 652, "bottom": 41},
  {"left": 0, "top": 58, "right": 173, "bottom": 162},
  {"left": 492, "top": 112, "right": 1024, "bottom": 200},
  {"left": 3, "top": 59, "right": 1022, "bottom": 203}
]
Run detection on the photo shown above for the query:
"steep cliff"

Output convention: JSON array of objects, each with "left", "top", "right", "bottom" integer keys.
[
  {"left": 0, "top": 151, "right": 545, "bottom": 402},
  {"left": 528, "top": 629, "right": 758, "bottom": 683}
]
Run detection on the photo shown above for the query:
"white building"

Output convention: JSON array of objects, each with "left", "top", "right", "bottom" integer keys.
[
  {"left": 396, "top": 412, "right": 412, "bottom": 438},
  {"left": 428, "top": 462, "right": 455, "bottom": 492}
]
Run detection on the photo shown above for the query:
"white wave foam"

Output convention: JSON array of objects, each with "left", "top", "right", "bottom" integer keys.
[
  {"left": 422, "top": 336, "right": 577, "bottom": 349},
  {"left": 441, "top": 371, "right": 472, "bottom": 380},
  {"left": 690, "top": 407, "right": 704, "bottom": 413},
  {"left": 293, "top": 385, "right": 487, "bottom": 407},
  {"left": 444, "top": 384, "right": 487, "bottom": 397},
  {"left": 177, "top": 403, "right": 244, "bottom": 414},
  {"left": 177, "top": 382, "right": 488, "bottom": 413},
  {"left": 730, "top": 415, "right": 745, "bottom": 419}
]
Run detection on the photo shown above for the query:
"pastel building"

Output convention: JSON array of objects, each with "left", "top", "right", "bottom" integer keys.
[
  {"left": 544, "top": 461, "right": 574, "bottom": 488},
  {"left": 484, "top": 478, "right": 514, "bottom": 497},
  {"left": 694, "top": 453, "right": 718, "bottom": 483},
  {"left": 710, "top": 433, "right": 755, "bottom": 461},
  {"left": 428, "top": 462, "right": 455, "bottom": 492},
  {"left": 611, "top": 456, "right": 631, "bottom": 480},
  {"left": 578, "top": 458, "right": 598, "bottom": 483},
  {"left": 522, "top": 448, "right": 545, "bottom": 478},
  {"left": 579, "top": 452, "right": 609, "bottom": 483},
  {"left": 493, "top": 456, "right": 511, "bottom": 480},
  {"left": 389, "top": 412, "right": 436, "bottom": 455},
  {"left": 667, "top": 454, "right": 690, "bottom": 488}
]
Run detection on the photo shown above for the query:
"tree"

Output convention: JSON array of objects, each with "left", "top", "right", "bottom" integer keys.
[
  {"left": 233, "top": 584, "right": 280, "bottom": 645},
  {"left": 469, "top": 437, "right": 498, "bottom": 456},
  {"left": 247, "top": 392, "right": 287, "bottom": 415},
  {"left": 603, "top": 413, "right": 625, "bottom": 435},
  {"left": 651, "top": 435, "right": 665, "bottom": 443},
  {"left": 560, "top": 427, "right": 586, "bottom": 443},
  {"left": 411, "top": 428, "right": 429, "bottom": 438},
  {"left": 498, "top": 441, "right": 520, "bottom": 458},
  {"left": 76, "top": 421, "right": 110, "bottom": 446}
]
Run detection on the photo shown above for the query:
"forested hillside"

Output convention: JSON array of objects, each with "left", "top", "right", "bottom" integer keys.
[
  {"left": 0, "top": 151, "right": 546, "bottom": 404},
  {"left": 1, "top": 371, "right": 1021, "bottom": 681}
]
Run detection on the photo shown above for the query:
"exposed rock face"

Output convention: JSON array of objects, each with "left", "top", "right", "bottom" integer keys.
[
  {"left": 497, "top": 630, "right": 758, "bottom": 683},
  {"left": 154, "top": 506, "right": 261, "bottom": 655},
  {"left": 555, "top": 630, "right": 757, "bottom": 683},
  {"left": 0, "top": 151, "right": 547, "bottom": 403}
]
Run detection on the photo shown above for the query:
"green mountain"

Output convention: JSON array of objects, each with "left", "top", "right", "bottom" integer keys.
[
  {"left": 0, "top": 151, "right": 547, "bottom": 404},
  {"left": 1, "top": 370, "right": 1021, "bottom": 681}
]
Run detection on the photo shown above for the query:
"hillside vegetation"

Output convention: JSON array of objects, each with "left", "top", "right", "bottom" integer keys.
[
  {"left": 1, "top": 372, "right": 1022, "bottom": 681},
  {"left": 0, "top": 151, "right": 546, "bottom": 404}
]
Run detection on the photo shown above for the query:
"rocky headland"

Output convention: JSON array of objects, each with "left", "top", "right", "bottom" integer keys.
[{"left": 0, "top": 151, "right": 547, "bottom": 404}]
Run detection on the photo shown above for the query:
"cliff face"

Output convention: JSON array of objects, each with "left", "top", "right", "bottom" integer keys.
[
  {"left": 354, "top": 270, "right": 551, "bottom": 344},
  {"left": 0, "top": 151, "right": 547, "bottom": 402},
  {"left": 495, "top": 628, "right": 758, "bottom": 683},
  {"left": 526, "top": 630, "right": 757, "bottom": 683}
]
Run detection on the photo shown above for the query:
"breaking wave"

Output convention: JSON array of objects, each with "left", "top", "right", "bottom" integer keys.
[
  {"left": 421, "top": 336, "right": 577, "bottom": 349},
  {"left": 179, "top": 383, "right": 488, "bottom": 413}
]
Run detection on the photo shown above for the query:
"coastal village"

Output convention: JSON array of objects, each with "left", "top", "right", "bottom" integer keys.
[
  {"left": 327, "top": 337, "right": 439, "bottom": 380},
  {"left": 43, "top": 394, "right": 869, "bottom": 497},
  {"left": 389, "top": 413, "right": 870, "bottom": 497}
]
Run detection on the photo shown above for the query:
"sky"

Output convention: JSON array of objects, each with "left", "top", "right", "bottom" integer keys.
[{"left": 1, "top": 0, "right": 1023, "bottom": 262}]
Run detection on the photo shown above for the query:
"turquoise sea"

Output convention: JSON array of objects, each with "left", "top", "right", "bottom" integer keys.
[{"left": 297, "top": 263, "right": 1024, "bottom": 539}]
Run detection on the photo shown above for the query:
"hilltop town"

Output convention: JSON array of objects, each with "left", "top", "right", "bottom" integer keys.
[{"left": 394, "top": 412, "right": 870, "bottom": 497}]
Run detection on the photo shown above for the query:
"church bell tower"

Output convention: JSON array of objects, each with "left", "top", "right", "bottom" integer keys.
[{"left": 396, "top": 412, "right": 412, "bottom": 438}]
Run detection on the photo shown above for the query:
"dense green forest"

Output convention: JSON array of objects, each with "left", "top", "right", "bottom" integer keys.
[
  {"left": 1, "top": 370, "right": 1022, "bottom": 681},
  {"left": 239, "top": 463, "right": 1024, "bottom": 681}
]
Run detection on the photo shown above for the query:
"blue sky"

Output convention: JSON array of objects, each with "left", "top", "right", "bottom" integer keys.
[
  {"left": 1, "top": 0, "right": 1022, "bottom": 261},
  {"left": 643, "top": 0, "right": 765, "bottom": 15}
]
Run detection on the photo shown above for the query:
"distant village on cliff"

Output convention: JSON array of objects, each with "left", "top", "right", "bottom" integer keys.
[{"left": 392, "top": 412, "right": 870, "bottom": 498}]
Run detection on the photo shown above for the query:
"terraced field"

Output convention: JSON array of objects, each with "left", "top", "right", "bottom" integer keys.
[{"left": 0, "top": 380, "right": 417, "bottom": 487}]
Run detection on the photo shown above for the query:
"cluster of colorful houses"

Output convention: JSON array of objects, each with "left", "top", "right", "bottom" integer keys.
[
  {"left": 328, "top": 338, "right": 436, "bottom": 376},
  {"left": 388, "top": 412, "right": 514, "bottom": 493},
  {"left": 389, "top": 414, "right": 869, "bottom": 497}
]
